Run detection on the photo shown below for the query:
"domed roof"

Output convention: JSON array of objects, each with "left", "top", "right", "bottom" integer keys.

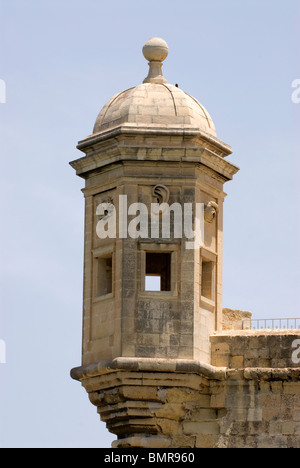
[
  {"left": 93, "top": 83, "right": 216, "bottom": 136},
  {"left": 93, "top": 38, "right": 217, "bottom": 138}
]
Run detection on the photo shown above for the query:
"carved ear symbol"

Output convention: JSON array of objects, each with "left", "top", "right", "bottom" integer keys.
[
  {"left": 153, "top": 185, "right": 170, "bottom": 204},
  {"left": 204, "top": 201, "right": 219, "bottom": 223}
]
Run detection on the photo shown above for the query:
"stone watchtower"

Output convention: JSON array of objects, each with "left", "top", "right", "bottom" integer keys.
[{"left": 71, "top": 39, "right": 300, "bottom": 449}]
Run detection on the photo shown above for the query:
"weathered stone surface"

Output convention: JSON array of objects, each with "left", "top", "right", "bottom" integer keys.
[
  {"left": 222, "top": 308, "right": 252, "bottom": 330},
  {"left": 70, "top": 39, "right": 300, "bottom": 449},
  {"left": 211, "top": 330, "right": 300, "bottom": 369},
  {"left": 71, "top": 356, "right": 300, "bottom": 448}
]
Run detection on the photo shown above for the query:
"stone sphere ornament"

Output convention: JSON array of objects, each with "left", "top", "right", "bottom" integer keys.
[{"left": 142, "top": 37, "right": 169, "bottom": 63}]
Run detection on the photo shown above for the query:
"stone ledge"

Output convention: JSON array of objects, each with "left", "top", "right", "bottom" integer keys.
[
  {"left": 243, "top": 367, "right": 300, "bottom": 381},
  {"left": 70, "top": 357, "right": 227, "bottom": 382},
  {"left": 76, "top": 124, "right": 232, "bottom": 156},
  {"left": 71, "top": 358, "right": 300, "bottom": 384}
]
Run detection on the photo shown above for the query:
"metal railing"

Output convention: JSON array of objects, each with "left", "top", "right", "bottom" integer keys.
[{"left": 243, "top": 318, "right": 300, "bottom": 330}]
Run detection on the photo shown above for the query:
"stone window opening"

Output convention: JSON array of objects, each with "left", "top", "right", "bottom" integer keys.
[
  {"left": 201, "top": 258, "right": 215, "bottom": 302},
  {"left": 145, "top": 252, "right": 171, "bottom": 292},
  {"left": 96, "top": 255, "right": 113, "bottom": 297}
]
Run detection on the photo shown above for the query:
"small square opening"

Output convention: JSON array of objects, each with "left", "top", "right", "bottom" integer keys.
[
  {"left": 145, "top": 252, "right": 171, "bottom": 292},
  {"left": 96, "top": 255, "right": 113, "bottom": 297},
  {"left": 145, "top": 275, "right": 161, "bottom": 291}
]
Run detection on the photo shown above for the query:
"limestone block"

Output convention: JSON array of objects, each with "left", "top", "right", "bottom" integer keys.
[
  {"left": 183, "top": 421, "right": 220, "bottom": 435},
  {"left": 112, "top": 436, "right": 171, "bottom": 449},
  {"left": 293, "top": 410, "right": 300, "bottom": 422},
  {"left": 247, "top": 408, "right": 263, "bottom": 422},
  {"left": 154, "top": 403, "right": 186, "bottom": 420},
  {"left": 167, "top": 388, "right": 199, "bottom": 403},
  {"left": 195, "top": 434, "right": 218, "bottom": 448},
  {"left": 231, "top": 355, "right": 244, "bottom": 368},
  {"left": 170, "top": 435, "right": 196, "bottom": 448},
  {"left": 282, "top": 421, "right": 295, "bottom": 435}
]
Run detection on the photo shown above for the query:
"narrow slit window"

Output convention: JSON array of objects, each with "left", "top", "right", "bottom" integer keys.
[
  {"left": 97, "top": 255, "right": 113, "bottom": 296},
  {"left": 201, "top": 259, "right": 215, "bottom": 301},
  {"left": 145, "top": 252, "right": 171, "bottom": 292}
]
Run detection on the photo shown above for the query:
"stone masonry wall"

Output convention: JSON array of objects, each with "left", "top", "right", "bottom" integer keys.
[
  {"left": 211, "top": 330, "right": 300, "bottom": 369},
  {"left": 108, "top": 369, "right": 300, "bottom": 448},
  {"left": 215, "top": 369, "right": 300, "bottom": 448},
  {"left": 71, "top": 342, "right": 300, "bottom": 448}
]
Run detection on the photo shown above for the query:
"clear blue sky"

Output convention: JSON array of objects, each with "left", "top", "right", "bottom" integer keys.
[{"left": 0, "top": 0, "right": 299, "bottom": 448}]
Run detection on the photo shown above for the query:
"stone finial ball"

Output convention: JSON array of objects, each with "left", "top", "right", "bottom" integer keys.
[{"left": 142, "top": 37, "right": 169, "bottom": 62}]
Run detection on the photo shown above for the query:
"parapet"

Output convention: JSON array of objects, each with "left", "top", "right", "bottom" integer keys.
[
  {"left": 222, "top": 308, "right": 252, "bottom": 331},
  {"left": 211, "top": 329, "right": 300, "bottom": 369}
]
